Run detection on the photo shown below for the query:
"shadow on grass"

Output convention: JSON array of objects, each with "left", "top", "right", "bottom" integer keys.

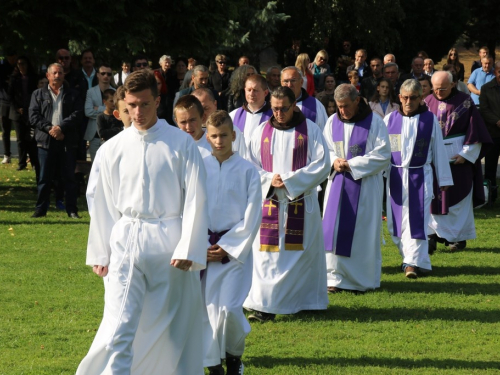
[
  {"left": 282, "top": 305, "right": 500, "bottom": 323},
  {"left": 380, "top": 280, "right": 499, "bottom": 295},
  {"left": 0, "top": 219, "right": 89, "bottom": 225},
  {"left": 245, "top": 355, "right": 500, "bottom": 371},
  {"left": 382, "top": 265, "right": 500, "bottom": 276}
]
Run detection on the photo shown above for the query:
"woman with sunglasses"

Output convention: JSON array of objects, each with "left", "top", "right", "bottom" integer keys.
[
  {"left": 446, "top": 48, "right": 465, "bottom": 82},
  {"left": 308, "top": 50, "right": 331, "bottom": 93}
]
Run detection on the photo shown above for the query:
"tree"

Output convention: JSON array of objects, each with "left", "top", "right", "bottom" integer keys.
[{"left": 463, "top": 0, "right": 500, "bottom": 58}]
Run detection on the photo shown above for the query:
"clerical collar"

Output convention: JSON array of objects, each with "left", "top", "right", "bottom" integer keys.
[
  {"left": 270, "top": 109, "right": 306, "bottom": 130},
  {"left": 296, "top": 88, "right": 309, "bottom": 103},
  {"left": 336, "top": 99, "right": 372, "bottom": 123},
  {"left": 244, "top": 101, "right": 269, "bottom": 114},
  {"left": 398, "top": 104, "right": 427, "bottom": 117}
]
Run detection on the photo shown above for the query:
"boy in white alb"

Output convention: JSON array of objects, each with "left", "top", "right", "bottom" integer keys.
[{"left": 202, "top": 110, "right": 262, "bottom": 375}]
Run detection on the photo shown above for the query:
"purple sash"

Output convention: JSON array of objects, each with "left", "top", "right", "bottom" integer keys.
[
  {"left": 201, "top": 229, "right": 230, "bottom": 278},
  {"left": 260, "top": 120, "right": 308, "bottom": 251},
  {"left": 299, "top": 96, "right": 317, "bottom": 123},
  {"left": 233, "top": 107, "right": 272, "bottom": 133},
  {"left": 387, "top": 111, "right": 433, "bottom": 240},
  {"left": 323, "top": 113, "right": 372, "bottom": 257}
]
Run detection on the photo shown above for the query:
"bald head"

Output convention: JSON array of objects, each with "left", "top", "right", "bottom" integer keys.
[
  {"left": 431, "top": 71, "right": 454, "bottom": 100},
  {"left": 384, "top": 54, "right": 396, "bottom": 64}
]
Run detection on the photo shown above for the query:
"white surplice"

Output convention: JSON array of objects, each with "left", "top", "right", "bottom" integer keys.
[
  {"left": 196, "top": 127, "right": 246, "bottom": 159},
  {"left": 202, "top": 153, "right": 262, "bottom": 365},
  {"left": 384, "top": 112, "right": 453, "bottom": 270},
  {"left": 243, "top": 118, "right": 331, "bottom": 314},
  {"left": 77, "top": 119, "right": 209, "bottom": 375},
  {"left": 229, "top": 107, "right": 270, "bottom": 151},
  {"left": 323, "top": 113, "right": 390, "bottom": 291},
  {"left": 429, "top": 143, "right": 481, "bottom": 242},
  {"left": 297, "top": 96, "right": 328, "bottom": 131}
]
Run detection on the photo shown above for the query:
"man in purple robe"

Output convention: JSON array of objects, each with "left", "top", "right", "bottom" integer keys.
[{"left": 426, "top": 71, "right": 492, "bottom": 251}]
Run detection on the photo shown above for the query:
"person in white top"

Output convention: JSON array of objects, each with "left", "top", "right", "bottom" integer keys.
[
  {"left": 114, "top": 61, "right": 131, "bottom": 86},
  {"left": 175, "top": 94, "right": 246, "bottom": 157},
  {"left": 202, "top": 110, "right": 262, "bottom": 375},
  {"left": 76, "top": 69, "right": 209, "bottom": 375}
]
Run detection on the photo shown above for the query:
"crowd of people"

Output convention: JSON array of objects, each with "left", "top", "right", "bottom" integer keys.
[{"left": 0, "top": 41, "right": 498, "bottom": 374}]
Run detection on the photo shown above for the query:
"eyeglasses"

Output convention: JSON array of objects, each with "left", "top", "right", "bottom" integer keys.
[
  {"left": 99, "top": 72, "right": 112, "bottom": 76},
  {"left": 400, "top": 95, "right": 420, "bottom": 102},
  {"left": 271, "top": 105, "right": 293, "bottom": 113},
  {"left": 216, "top": 61, "right": 226, "bottom": 64},
  {"left": 434, "top": 87, "right": 451, "bottom": 92},
  {"left": 282, "top": 79, "right": 299, "bottom": 85},
  {"left": 58, "top": 56, "right": 71, "bottom": 60},
  {"left": 135, "top": 62, "right": 148, "bottom": 67}
]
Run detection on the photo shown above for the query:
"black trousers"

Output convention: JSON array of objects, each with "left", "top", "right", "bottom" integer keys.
[{"left": 484, "top": 136, "right": 500, "bottom": 201}]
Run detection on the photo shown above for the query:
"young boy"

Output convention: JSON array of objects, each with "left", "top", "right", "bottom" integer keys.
[
  {"left": 174, "top": 95, "right": 246, "bottom": 158},
  {"left": 202, "top": 110, "right": 262, "bottom": 375},
  {"left": 348, "top": 70, "right": 360, "bottom": 91},
  {"left": 96, "top": 88, "right": 123, "bottom": 141},
  {"left": 86, "top": 86, "right": 131, "bottom": 215},
  {"left": 174, "top": 95, "right": 212, "bottom": 158}
]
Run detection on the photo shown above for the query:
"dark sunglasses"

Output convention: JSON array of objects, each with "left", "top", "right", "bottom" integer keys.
[{"left": 135, "top": 62, "right": 148, "bottom": 67}]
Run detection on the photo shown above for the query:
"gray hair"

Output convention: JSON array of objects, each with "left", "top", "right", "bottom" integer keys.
[
  {"left": 495, "top": 61, "right": 500, "bottom": 69},
  {"left": 334, "top": 84, "right": 359, "bottom": 102},
  {"left": 47, "top": 63, "right": 63, "bottom": 73},
  {"left": 159, "top": 55, "right": 172, "bottom": 64},
  {"left": 383, "top": 62, "right": 399, "bottom": 72},
  {"left": 281, "top": 66, "right": 303, "bottom": 79},
  {"left": 400, "top": 79, "right": 423, "bottom": 96},
  {"left": 270, "top": 86, "right": 296, "bottom": 104},
  {"left": 266, "top": 66, "right": 280, "bottom": 76},
  {"left": 384, "top": 54, "right": 396, "bottom": 62},
  {"left": 193, "top": 65, "right": 209, "bottom": 76}
]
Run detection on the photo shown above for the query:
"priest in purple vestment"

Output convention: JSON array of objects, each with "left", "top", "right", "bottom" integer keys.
[
  {"left": 425, "top": 71, "right": 492, "bottom": 251},
  {"left": 385, "top": 79, "right": 452, "bottom": 279}
]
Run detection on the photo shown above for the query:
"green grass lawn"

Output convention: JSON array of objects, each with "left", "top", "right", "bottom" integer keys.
[{"left": 1, "top": 160, "right": 499, "bottom": 375}]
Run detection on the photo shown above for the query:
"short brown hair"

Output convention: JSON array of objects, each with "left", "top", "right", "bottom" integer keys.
[
  {"left": 102, "top": 88, "right": 115, "bottom": 102},
  {"left": 347, "top": 70, "right": 359, "bottom": 79},
  {"left": 206, "top": 110, "right": 233, "bottom": 131},
  {"left": 123, "top": 69, "right": 158, "bottom": 98},
  {"left": 173, "top": 95, "right": 204, "bottom": 119},
  {"left": 113, "top": 86, "right": 126, "bottom": 109},
  {"left": 245, "top": 74, "right": 268, "bottom": 91}
]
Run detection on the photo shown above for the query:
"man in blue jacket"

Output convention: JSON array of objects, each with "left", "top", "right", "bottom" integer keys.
[{"left": 29, "top": 63, "right": 83, "bottom": 218}]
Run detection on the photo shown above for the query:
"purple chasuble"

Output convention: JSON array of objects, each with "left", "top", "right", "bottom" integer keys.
[
  {"left": 233, "top": 107, "right": 272, "bottom": 133},
  {"left": 299, "top": 96, "right": 317, "bottom": 123},
  {"left": 323, "top": 113, "right": 372, "bottom": 257},
  {"left": 260, "top": 120, "right": 308, "bottom": 252},
  {"left": 425, "top": 92, "right": 492, "bottom": 211},
  {"left": 387, "top": 111, "right": 433, "bottom": 240}
]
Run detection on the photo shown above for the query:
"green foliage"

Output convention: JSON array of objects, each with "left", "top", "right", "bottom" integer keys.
[
  {"left": 463, "top": 0, "right": 500, "bottom": 54},
  {"left": 1, "top": 160, "right": 500, "bottom": 374}
]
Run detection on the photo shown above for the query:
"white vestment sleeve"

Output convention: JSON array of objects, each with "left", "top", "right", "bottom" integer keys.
[
  {"left": 86, "top": 149, "right": 122, "bottom": 267},
  {"left": 86, "top": 146, "right": 104, "bottom": 217},
  {"left": 315, "top": 98, "right": 328, "bottom": 131},
  {"left": 431, "top": 116, "right": 454, "bottom": 187},
  {"left": 233, "top": 126, "right": 247, "bottom": 158},
  {"left": 217, "top": 166, "right": 262, "bottom": 263},
  {"left": 460, "top": 142, "right": 481, "bottom": 164},
  {"left": 248, "top": 124, "right": 274, "bottom": 200},
  {"left": 349, "top": 115, "right": 391, "bottom": 180},
  {"left": 172, "top": 139, "right": 209, "bottom": 270}
]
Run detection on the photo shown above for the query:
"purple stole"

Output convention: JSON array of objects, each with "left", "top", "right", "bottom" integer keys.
[
  {"left": 323, "top": 113, "right": 372, "bottom": 257},
  {"left": 299, "top": 96, "right": 317, "bottom": 123},
  {"left": 387, "top": 111, "right": 433, "bottom": 240},
  {"left": 233, "top": 107, "right": 272, "bottom": 133},
  {"left": 260, "top": 120, "right": 308, "bottom": 252}
]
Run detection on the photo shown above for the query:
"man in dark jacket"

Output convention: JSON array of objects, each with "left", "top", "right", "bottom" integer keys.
[
  {"left": 479, "top": 60, "right": 500, "bottom": 203},
  {"left": 29, "top": 63, "right": 84, "bottom": 218}
]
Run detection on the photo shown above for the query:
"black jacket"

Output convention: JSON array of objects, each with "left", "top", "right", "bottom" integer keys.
[
  {"left": 29, "top": 82, "right": 84, "bottom": 149},
  {"left": 8, "top": 73, "right": 38, "bottom": 122},
  {"left": 479, "top": 79, "right": 500, "bottom": 139}
]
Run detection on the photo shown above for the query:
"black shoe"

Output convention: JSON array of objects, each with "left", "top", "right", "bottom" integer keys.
[
  {"left": 208, "top": 364, "right": 225, "bottom": 375},
  {"left": 226, "top": 354, "right": 244, "bottom": 375},
  {"left": 328, "top": 286, "right": 365, "bottom": 295},
  {"left": 16, "top": 165, "right": 27, "bottom": 171},
  {"left": 428, "top": 234, "right": 437, "bottom": 255},
  {"left": 31, "top": 210, "right": 46, "bottom": 218},
  {"left": 68, "top": 212, "right": 81, "bottom": 219},
  {"left": 448, "top": 240, "right": 466, "bottom": 251},
  {"left": 248, "top": 310, "right": 275, "bottom": 322}
]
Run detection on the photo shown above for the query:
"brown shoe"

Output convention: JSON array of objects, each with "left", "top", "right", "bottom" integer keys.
[{"left": 405, "top": 266, "right": 418, "bottom": 279}]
